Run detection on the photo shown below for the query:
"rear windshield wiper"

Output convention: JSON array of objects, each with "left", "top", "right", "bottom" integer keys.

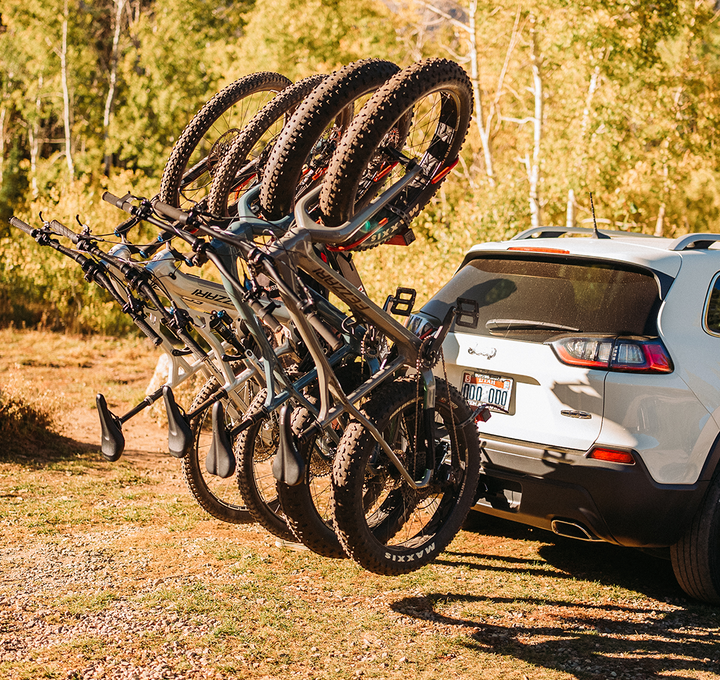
[{"left": 485, "top": 319, "right": 580, "bottom": 332}]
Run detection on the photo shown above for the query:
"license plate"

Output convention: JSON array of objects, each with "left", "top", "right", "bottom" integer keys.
[{"left": 461, "top": 372, "right": 513, "bottom": 413}]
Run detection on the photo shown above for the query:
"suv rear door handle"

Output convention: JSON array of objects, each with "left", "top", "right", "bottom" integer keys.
[{"left": 561, "top": 409, "right": 591, "bottom": 419}]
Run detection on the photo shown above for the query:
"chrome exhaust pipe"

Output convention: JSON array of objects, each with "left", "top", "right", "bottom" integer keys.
[{"left": 550, "top": 519, "right": 602, "bottom": 542}]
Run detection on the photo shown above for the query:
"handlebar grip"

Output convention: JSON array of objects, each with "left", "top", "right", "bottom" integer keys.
[
  {"left": 152, "top": 200, "right": 190, "bottom": 226},
  {"left": 133, "top": 317, "right": 164, "bottom": 347},
  {"left": 102, "top": 191, "right": 135, "bottom": 213},
  {"left": 9, "top": 216, "right": 35, "bottom": 236},
  {"left": 114, "top": 215, "right": 140, "bottom": 236},
  {"left": 48, "top": 220, "right": 80, "bottom": 244}
]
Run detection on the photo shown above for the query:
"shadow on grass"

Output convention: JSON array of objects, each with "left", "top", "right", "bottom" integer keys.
[
  {"left": 392, "top": 513, "right": 720, "bottom": 679},
  {"left": 392, "top": 589, "right": 720, "bottom": 680},
  {"left": 0, "top": 387, "right": 104, "bottom": 466},
  {"left": 0, "top": 431, "right": 102, "bottom": 467},
  {"left": 452, "top": 512, "right": 680, "bottom": 601}
]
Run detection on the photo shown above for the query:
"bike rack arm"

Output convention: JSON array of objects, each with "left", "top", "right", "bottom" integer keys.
[{"left": 292, "top": 165, "right": 422, "bottom": 246}]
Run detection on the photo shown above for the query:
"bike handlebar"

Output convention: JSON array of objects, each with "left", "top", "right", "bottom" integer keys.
[
  {"left": 49, "top": 219, "right": 81, "bottom": 244},
  {"left": 9, "top": 216, "right": 35, "bottom": 237},
  {"left": 152, "top": 200, "right": 191, "bottom": 226},
  {"left": 102, "top": 191, "right": 137, "bottom": 213},
  {"left": 293, "top": 164, "right": 421, "bottom": 246}
]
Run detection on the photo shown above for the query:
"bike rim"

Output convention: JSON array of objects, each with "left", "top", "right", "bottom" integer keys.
[{"left": 180, "top": 89, "right": 281, "bottom": 208}]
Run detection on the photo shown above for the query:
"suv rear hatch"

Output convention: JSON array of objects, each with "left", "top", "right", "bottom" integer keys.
[{"left": 418, "top": 254, "right": 665, "bottom": 452}]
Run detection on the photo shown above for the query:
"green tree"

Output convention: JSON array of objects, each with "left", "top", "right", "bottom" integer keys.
[{"left": 234, "top": 0, "right": 400, "bottom": 79}]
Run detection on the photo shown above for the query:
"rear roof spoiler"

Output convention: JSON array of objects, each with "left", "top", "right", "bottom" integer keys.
[{"left": 513, "top": 225, "right": 720, "bottom": 252}]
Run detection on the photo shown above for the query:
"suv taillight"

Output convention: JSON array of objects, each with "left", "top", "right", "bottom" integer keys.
[{"left": 548, "top": 335, "right": 673, "bottom": 373}]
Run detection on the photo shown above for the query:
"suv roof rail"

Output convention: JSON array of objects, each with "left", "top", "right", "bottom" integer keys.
[
  {"left": 668, "top": 233, "right": 720, "bottom": 251},
  {"left": 511, "top": 226, "right": 624, "bottom": 240}
]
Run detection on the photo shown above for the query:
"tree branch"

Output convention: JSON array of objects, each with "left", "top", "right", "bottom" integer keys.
[{"left": 412, "top": 0, "right": 473, "bottom": 34}]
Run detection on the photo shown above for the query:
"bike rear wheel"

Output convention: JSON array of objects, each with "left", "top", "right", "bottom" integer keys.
[
  {"left": 159, "top": 72, "right": 291, "bottom": 209},
  {"left": 276, "top": 404, "right": 347, "bottom": 557},
  {"left": 182, "top": 378, "right": 256, "bottom": 523},
  {"left": 275, "top": 362, "right": 377, "bottom": 557},
  {"left": 319, "top": 59, "right": 472, "bottom": 250},
  {"left": 332, "top": 377, "right": 480, "bottom": 575},
  {"left": 235, "top": 389, "right": 296, "bottom": 542}
]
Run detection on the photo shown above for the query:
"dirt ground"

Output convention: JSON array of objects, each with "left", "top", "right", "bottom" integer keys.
[{"left": 1, "top": 329, "right": 720, "bottom": 680}]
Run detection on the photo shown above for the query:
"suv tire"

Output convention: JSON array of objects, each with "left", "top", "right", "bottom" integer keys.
[{"left": 671, "top": 470, "right": 720, "bottom": 604}]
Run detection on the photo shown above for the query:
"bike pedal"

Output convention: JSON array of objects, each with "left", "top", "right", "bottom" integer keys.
[
  {"left": 96, "top": 393, "right": 125, "bottom": 462},
  {"left": 385, "top": 287, "right": 416, "bottom": 317},
  {"left": 272, "top": 404, "right": 306, "bottom": 486},
  {"left": 205, "top": 401, "right": 236, "bottom": 479},
  {"left": 385, "top": 228, "right": 415, "bottom": 246},
  {"left": 163, "top": 386, "right": 193, "bottom": 458}
]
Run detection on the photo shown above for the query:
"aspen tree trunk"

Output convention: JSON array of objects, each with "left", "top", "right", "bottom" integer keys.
[
  {"left": 0, "top": 105, "right": 5, "bottom": 188},
  {"left": 566, "top": 189, "right": 576, "bottom": 229},
  {"left": 29, "top": 75, "right": 44, "bottom": 199},
  {"left": 655, "top": 162, "right": 669, "bottom": 236},
  {"left": 579, "top": 65, "right": 600, "bottom": 140},
  {"left": 654, "top": 203, "right": 666, "bottom": 237},
  {"left": 467, "top": 0, "right": 495, "bottom": 185},
  {"left": 61, "top": 0, "right": 74, "bottom": 179},
  {"left": 573, "top": 62, "right": 601, "bottom": 176},
  {"left": 413, "top": 0, "right": 497, "bottom": 185},
  {"left": 103, "top": 0, "right": 126, "bottom": 175},
  {"left": 527, "top": 14, "right": 543, "bottom": 229},
  {"left": 29, "top": 126, "right": 40, "bottom": 199}
]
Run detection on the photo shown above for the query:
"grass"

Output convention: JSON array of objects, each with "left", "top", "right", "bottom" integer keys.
[
  {"left": 0, "top": 381, "right": 63, "bottom": 459},
  {"left": 0, "top": 331, "right": 719, "bottom": 678}
]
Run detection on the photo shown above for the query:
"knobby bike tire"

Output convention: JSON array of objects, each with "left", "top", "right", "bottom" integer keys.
[
  {"left": 276, "top": 362, "right": 371, "bottom": 558},
  {"left": 332, "top": 377, "right": 480, "bottom": 575},
  {"left": 207, "top": 74, "right": 327, "bottom": 217},
  {"left": 260, "top": 59, "right": 400, "bottom": 222},
  {"left": 159, "top": 72, "right": 292, "bottom": 209},
  {"left": 277, "top": 404, "right": 346, "bottom": 558},
  {"left": 235, "top": 389, "right": 296, "bottom": 542},
  {"left": 182, "top": 378, "right": 254, "bottom": 524},
  {"left": 279, "top": 402, "right": 397, "bottom": 559},
  {"left": 319, "top": 59, "right": 473, "bottom": 249}
]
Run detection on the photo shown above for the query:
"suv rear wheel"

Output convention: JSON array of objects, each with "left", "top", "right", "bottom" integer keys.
[{"left": 671, "top": 471, "right": 720, "bottom": 604}]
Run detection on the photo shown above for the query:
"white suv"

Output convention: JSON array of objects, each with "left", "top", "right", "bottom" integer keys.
[{"left": 408, "top": 225, "right": 720, "bottom": 604}]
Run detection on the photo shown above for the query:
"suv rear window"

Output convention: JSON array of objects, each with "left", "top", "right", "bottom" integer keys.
[{"left": 423, "top": 256, "right": 662, "bottom": 342}]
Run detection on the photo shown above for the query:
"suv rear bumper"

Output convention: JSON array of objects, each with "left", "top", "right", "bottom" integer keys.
[{"left": 475, "top": 438, "right": 711, "bottom": 547}]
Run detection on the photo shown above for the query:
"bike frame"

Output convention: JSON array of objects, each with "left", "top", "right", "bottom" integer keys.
[{"left": 189, "top": 167, "right": 446, "bottom": 489}]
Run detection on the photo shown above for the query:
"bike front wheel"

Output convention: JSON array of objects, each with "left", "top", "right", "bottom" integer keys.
[
  {"left": 207, "top": 74, "right": 327, "bottom": 218},
  {"left": 331, "top": 377, "right": 480, "bottom": 575},
  {"left": 259, "top": 59, "right": 400, "bottom": 221},
  {"left": 159, "top": 72, "right": 292, "bottom": 209},
  {"left": 182, "top": 378, "right": 256, "bottom": 523},
  {"left": 234, "top": 389, "right": 296, "bottom": 542}
]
